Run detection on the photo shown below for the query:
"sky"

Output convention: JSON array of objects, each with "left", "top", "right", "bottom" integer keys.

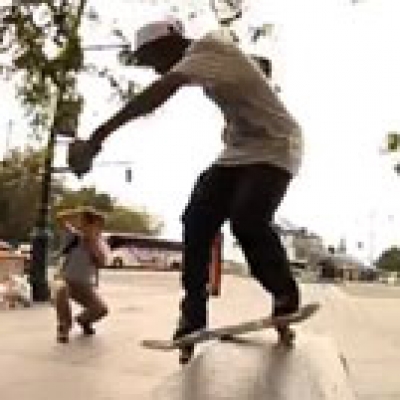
[{"left": 1, "top": 0, "right": 400, "bottom": 263}]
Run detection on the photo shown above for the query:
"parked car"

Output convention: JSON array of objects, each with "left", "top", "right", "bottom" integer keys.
[
  {"left": 16, "top": 243, "right": 32, "bottom": 273},
  {"left": 0, "top": 239, "right": 12, "bottom": 252},
  {"left": 0, "top": 240, "right": 26, "bottom": 281}
]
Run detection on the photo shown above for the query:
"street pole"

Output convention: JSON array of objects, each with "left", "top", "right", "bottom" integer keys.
[
  {"left": 29, "top": 126, "right": 57, "bottom": 301},
  {"left": 29, "top": 78, "right": 66, "bottom": 301}
]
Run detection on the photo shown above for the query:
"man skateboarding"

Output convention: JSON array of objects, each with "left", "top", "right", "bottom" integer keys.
[{"left": 67, "top": 17, "right": 303, "bottom": 353}]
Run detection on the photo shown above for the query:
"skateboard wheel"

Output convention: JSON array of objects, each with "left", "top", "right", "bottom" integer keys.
[
  {"left": 219, "top": 333, "right": 235, "bottom": 341},
  {"left": 277, "top": 326, "right": 295, "bottom": 347},
  {"left": 179, "top": 345, "right": 194, "bottom": 365}
]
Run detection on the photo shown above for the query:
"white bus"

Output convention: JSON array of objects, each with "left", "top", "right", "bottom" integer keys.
[{"left": 103, "top": 233, "right": 183, "bottom": 270}]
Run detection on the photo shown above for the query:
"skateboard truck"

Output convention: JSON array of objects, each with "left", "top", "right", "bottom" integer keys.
[{"left": 179, "top": 345, "right": 195, "bottom": 365}]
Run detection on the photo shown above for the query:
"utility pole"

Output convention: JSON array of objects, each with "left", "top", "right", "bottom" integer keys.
[
  {"left": 6, "top": 119, "right": 13, "bottom": 154},
  {"left": 367, "top": 211, "right": 376, "bottom": 267}
]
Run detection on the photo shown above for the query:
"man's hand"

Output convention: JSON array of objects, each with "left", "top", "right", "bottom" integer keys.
[{"left": 67, "top": 139, "right": 101, "bottom": 178}]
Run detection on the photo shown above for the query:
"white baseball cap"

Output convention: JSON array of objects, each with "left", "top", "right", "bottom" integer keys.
[{"left": 134, "top": 16, "right": 185, "bottom": 52}]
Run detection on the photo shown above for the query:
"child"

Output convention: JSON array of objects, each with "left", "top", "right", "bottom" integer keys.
[{"left": 54, "top": 207, "right": 109, "bottom": 343}]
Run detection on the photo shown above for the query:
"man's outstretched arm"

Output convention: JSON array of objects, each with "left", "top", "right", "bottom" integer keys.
[
  {"left": 67, "top": 71, "right": 188, "bottom": 177},
  {"left": 90, "top": 71, "right": 188, "bottom": 147}
]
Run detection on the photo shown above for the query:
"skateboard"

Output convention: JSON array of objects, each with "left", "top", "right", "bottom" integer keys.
[{"left": 142, "top": 302, "right": 320, "bottom": 364}]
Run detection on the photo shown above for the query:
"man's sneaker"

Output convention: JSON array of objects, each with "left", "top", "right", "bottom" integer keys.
[
  {"left": 173, "top": 315, "right": 205, "bottom": 365},
  {"left": 272, "top": 293, "right": 299, "bottom": 318},
  {"left": 173, "top": 315, "right": 205, "bottom": 341},
  {"left": 76, "top": 317, "right": 96, "bottom": 336},
  {"left": 173, "top": 296, "right": 207, "bottom": 340}
]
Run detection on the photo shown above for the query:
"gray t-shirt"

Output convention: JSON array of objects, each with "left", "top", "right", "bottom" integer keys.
[
  {"left": 62, "top": 230, "right": 108, "bottom": 285},
  {"left": 172, "top": 30, "right": 303, "bottom": 175}
]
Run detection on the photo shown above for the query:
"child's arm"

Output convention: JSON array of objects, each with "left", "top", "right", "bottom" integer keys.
[
  {"left": 86, "top": 235, "right": 109, "bottom": 269},
  {"left": 86, "top": 236, "right": 109, "bottom": 287},
  {"left": 56, "top": 210, "right": 80, "bottom": 233}
]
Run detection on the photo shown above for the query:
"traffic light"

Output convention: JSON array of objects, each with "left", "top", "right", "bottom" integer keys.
[
  {"left": 387, "top": 132, "right": 400, "bottom": 152},
  {"left": 125, "top": 167, "right": 132, "bottom": 182}
]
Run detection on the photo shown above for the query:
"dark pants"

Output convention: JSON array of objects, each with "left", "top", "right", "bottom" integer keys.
[{"left": 180, "top": 163, "right": 299, "bottom": 329}]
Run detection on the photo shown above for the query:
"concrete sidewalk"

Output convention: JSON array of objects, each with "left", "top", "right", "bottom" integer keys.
[
  {"left": 1, "top": 271, "right": 397, "bottom": 399},
  {"left": 0, "top": 274, "right": 181, "bottom": 400}
]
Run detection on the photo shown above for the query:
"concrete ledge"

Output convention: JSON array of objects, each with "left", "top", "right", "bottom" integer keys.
[{"left": 152, "top": 333, "right": 355, "bottom": 400}]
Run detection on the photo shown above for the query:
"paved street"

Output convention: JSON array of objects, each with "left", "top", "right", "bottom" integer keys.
[{"left": 1, "top": 271, "right": 399, "bottom": 399}]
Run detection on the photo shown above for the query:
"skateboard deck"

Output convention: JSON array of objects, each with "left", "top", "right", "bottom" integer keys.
[{"left": 142, "top": 302, "right": 320, "bottom": 351}]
